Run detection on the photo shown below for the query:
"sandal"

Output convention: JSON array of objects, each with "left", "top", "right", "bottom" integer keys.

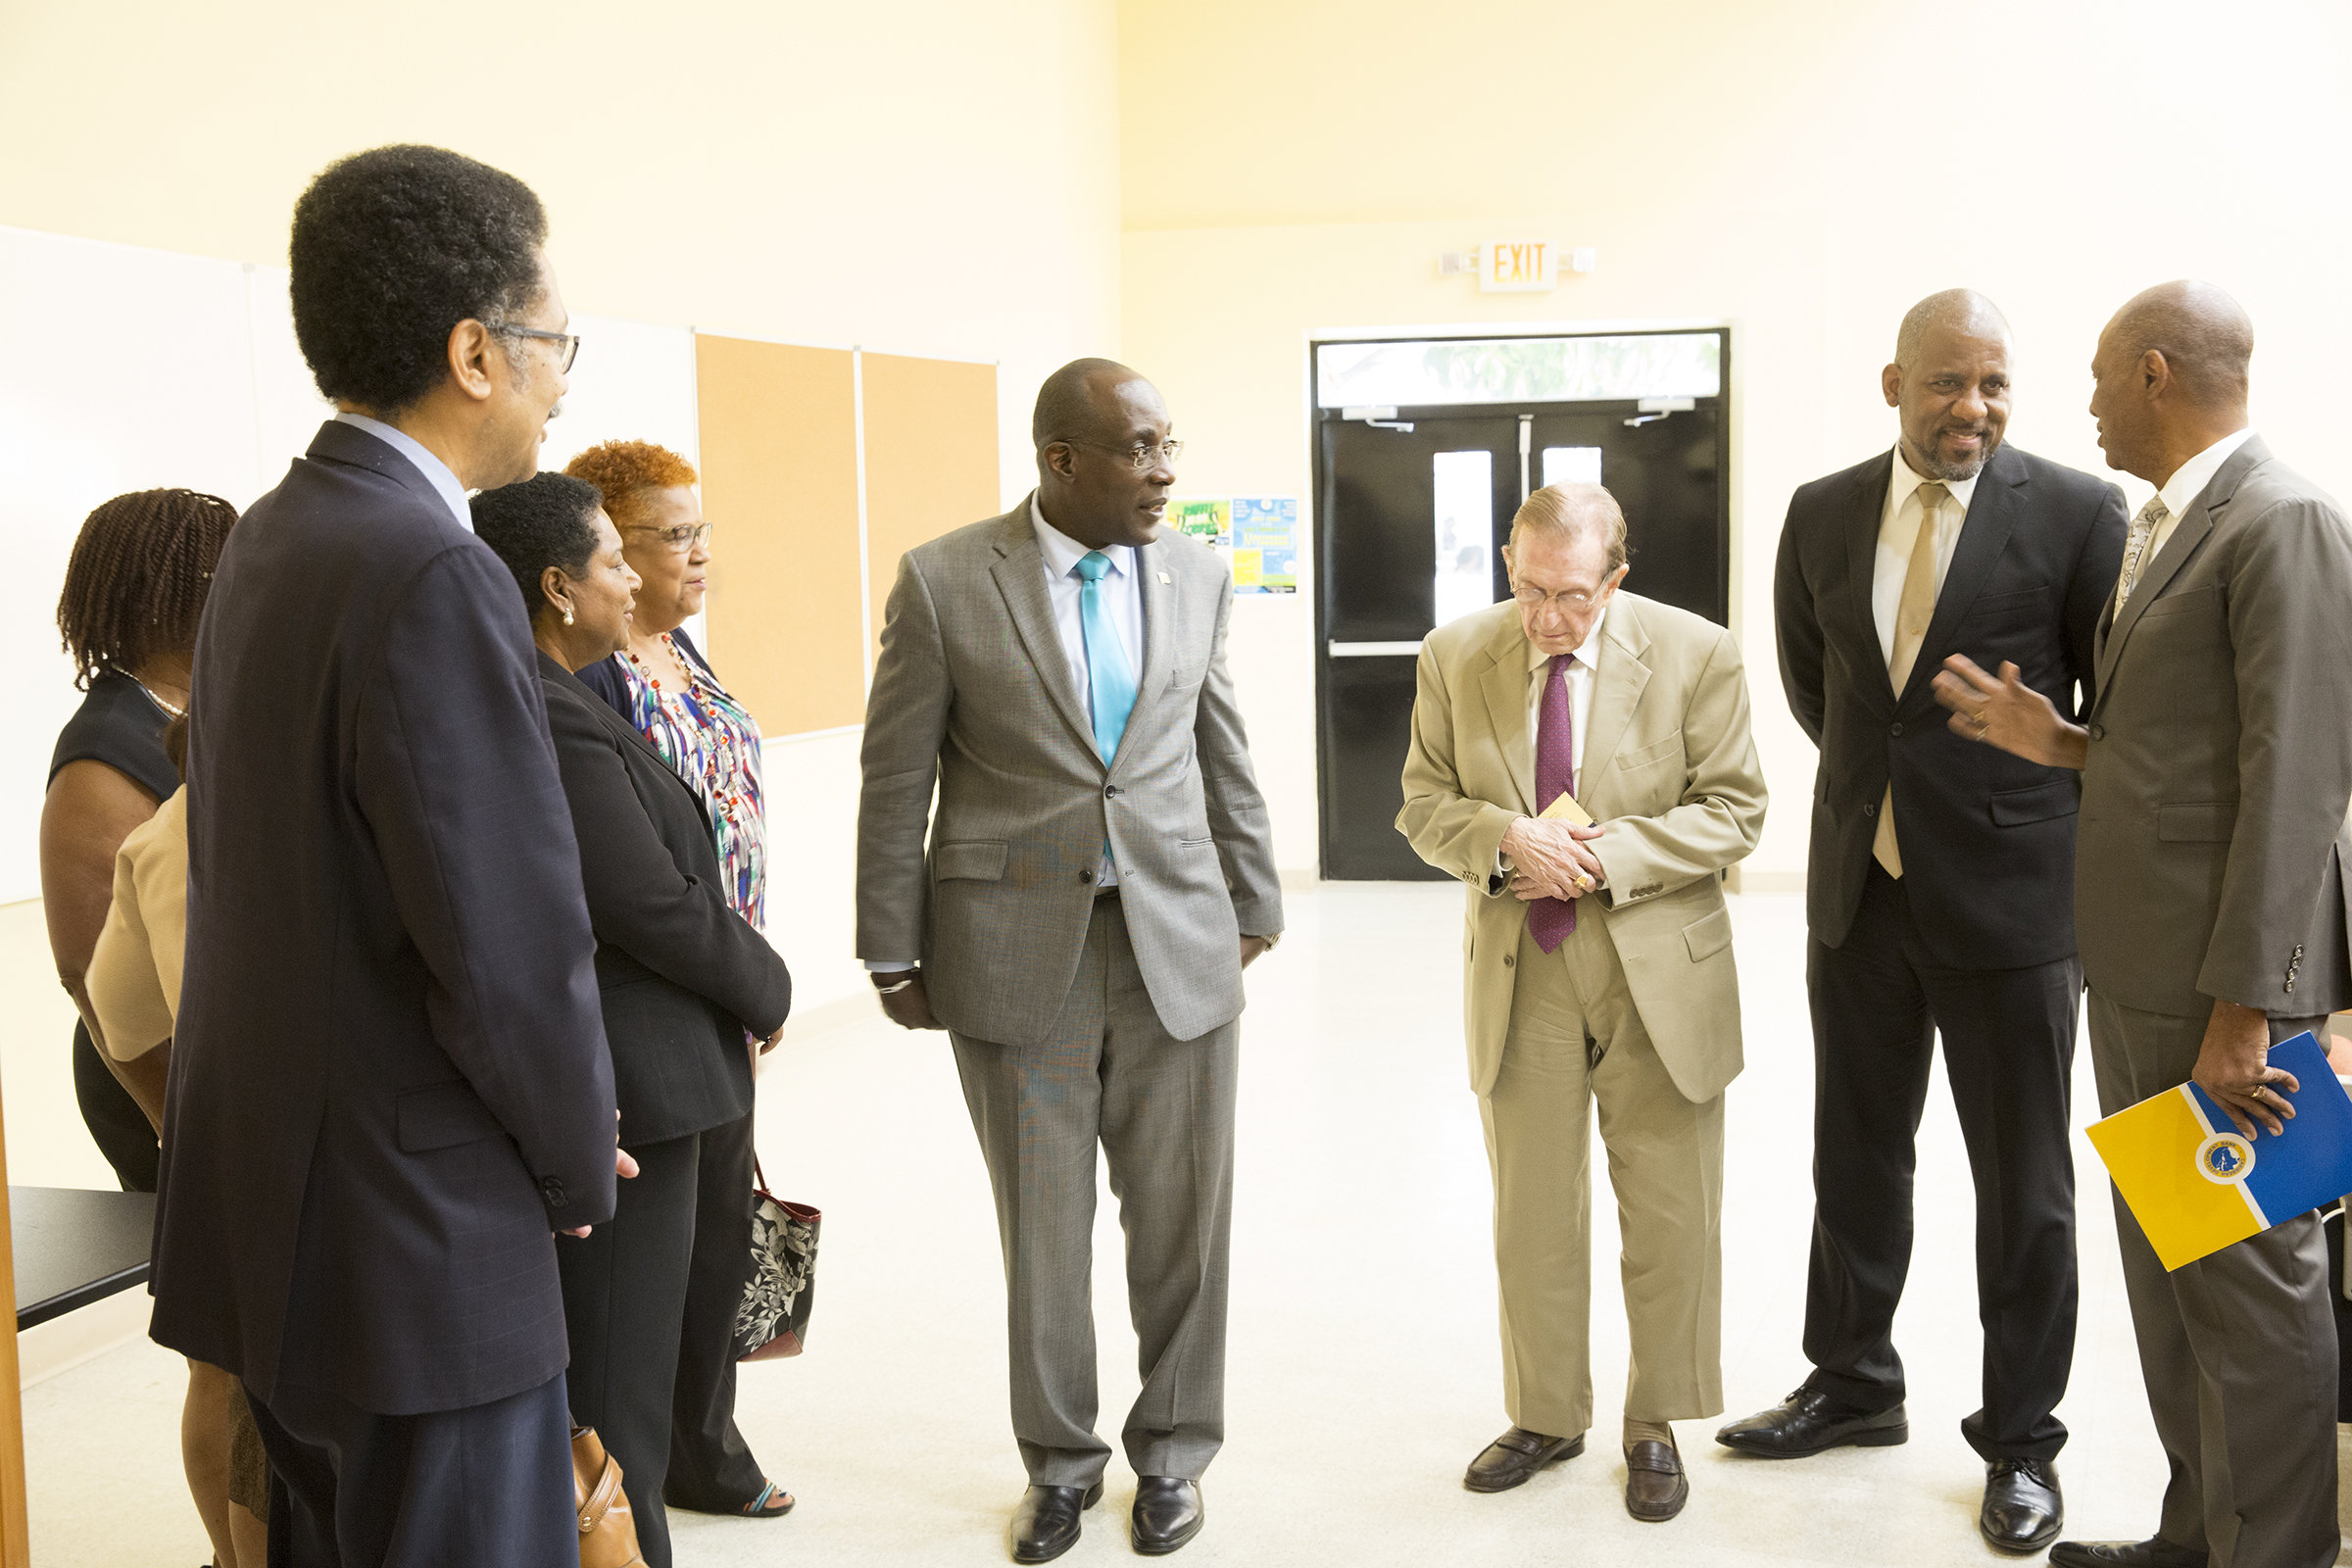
[{"left": 741, "top": 1481, "right": 795, "bottom": 1519}]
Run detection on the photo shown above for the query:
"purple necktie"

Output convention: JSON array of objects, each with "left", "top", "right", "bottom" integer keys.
[{"left": 1527, "top": 654, "right": 1577, "bottom": 952}]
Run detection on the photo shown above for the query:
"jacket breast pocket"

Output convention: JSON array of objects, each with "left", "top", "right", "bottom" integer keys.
[
  {"left": 1166, "top": 659, "right": 1207, "bottom": 691},
  {"left": 396, "top": 1080, "right": 506, "bottom": 1154},
  {"left": 1963, "top": 585, "right": 2050, "bottom": 623},
  {"left": 931, "top": 840, "right": 1009, "bottom": 882},
  {"left": 1989, "top": 778, "right": 2079, "bottom": 826},
  {"left": 1614, "top": 736, "right": 1682, "bottom": 773},
  {"left": 2136, "top": 584, "right": 2220, "bottom": 622},
  {"left": 1683, "top": 906, "right": 1734, "bottom": 963},
  {"left": 2157, "top": 802, "right": 2237, "bottom": 843}
]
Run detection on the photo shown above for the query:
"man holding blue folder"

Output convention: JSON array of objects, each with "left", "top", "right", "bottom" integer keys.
[{"left": 1938, "top": 280, "right": 2352, "bottom": 1568}]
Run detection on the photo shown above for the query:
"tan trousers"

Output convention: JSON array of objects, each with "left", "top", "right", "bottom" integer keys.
[{"left": 1479, "top": 900, "right": 1725, "bottom": 1439}]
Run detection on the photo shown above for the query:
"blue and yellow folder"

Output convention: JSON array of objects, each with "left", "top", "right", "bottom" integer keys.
[{"left": 2085, "top": 1030, "right": 2352, "bottom": 1271}]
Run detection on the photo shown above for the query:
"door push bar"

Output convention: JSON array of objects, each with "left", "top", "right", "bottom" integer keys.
[
  {"left": 1341, "top": 404, "right": 1415, "bottom": 433},
  {"left": 1623, "top": 396, "right": 1695, "bottom": 428}
]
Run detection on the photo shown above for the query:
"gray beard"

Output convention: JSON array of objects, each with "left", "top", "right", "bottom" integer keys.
[{"left": 1913, "top": 434, "right": 1992, "bottom": 482}]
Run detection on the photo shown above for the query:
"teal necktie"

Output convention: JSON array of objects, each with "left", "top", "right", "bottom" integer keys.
[{"left": 1072, "top": 551, "right": 1137, "bottom": 763}]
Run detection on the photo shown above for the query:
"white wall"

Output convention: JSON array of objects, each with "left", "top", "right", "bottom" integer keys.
[{"left": 1117, "top": 0, "right": 2352, "bottom": 884}]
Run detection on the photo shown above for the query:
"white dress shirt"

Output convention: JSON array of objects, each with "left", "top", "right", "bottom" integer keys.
[
  {"left": 1031, "top": 496, "right": 1144, "bottom": 890},
  {"left": 1872, "top": 444, "right": 1979, "bottom": 664},
  {"left": 2148, "top": 426, "right": 2256, "bottom": 563},
  {"left": 1494, "top": 604, "right": 1608, "bottom": 889},
  {"left": 332, "top": 412, "right": 472, "bottom": 531}
]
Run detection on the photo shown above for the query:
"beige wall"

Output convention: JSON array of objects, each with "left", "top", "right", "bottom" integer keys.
[
  {"left": 1118, "top": 0, "right": 2352, "bottom": 881},
  {"left": 0, "top": 0, "right": 1124, "bottom": 1183}
]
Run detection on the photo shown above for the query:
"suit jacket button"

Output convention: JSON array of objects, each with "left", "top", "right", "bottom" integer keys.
[
  {"left": 1078, "top": 868, "right": 1095, "bottom": 885},
  {"left": 2089, "top": 722, "right": 2106, "bottom": 741},
  {"left": 1889, "top": 721, "right": 1904, "bottom": 737},
  {"left": 540, "top": 1177, "right": 565, "bottom": 1208},
  {"left": 1104, "top": 785, "right": 1119, "bottom": 799},
  {"left": 1863, "top": 801, "right": 1878, "bottom": 817},
  {"left": 1502, "top": 955, "right": 1514, "bottom": 968}
]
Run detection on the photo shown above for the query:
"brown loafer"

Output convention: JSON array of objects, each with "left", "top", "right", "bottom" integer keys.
[
  {"left": 1463, "top": 1427, "right": 1586, "bottom": 1493},
  {"left": 1625, "top": 1440, "right": 1689, "bottom": 1522}
]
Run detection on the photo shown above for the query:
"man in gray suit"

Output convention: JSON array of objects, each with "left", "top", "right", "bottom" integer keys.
[
  {"left": 1937, "top": 281, "right": 2351, "bottom": 1568},
  {"left": 857, "top": 359, "right": 1283, "bottom": 1563}
]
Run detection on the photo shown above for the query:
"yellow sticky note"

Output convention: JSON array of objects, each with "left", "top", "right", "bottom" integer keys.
[{"left": 1539, "top": 791, "right": 1594, "bottom": 827}]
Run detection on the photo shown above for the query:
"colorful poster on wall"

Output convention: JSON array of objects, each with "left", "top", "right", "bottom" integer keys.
[
  {"left": 1231, "top": 497, "right": 1298, "bottom": 594},
  {"left": 1168, "top": 499, "right": 1231, "bottom": 548}
]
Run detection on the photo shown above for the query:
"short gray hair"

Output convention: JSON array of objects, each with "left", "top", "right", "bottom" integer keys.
[{"left": 1507, "top": 482, "right": 1628, "bottom": 573}]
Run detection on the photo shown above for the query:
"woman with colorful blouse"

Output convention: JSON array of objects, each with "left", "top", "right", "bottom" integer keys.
[{"left": 565, "top": 439, "right": 795, "bottom": 1523}]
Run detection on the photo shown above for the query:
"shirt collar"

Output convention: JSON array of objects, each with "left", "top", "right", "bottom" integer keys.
[
  {"left": 2156, "top": 427, "right": 2257, "bottom": 521},
  {"left": 1888, "top": 443, "right": 1980, "bottom": 514},
  {"left": 334, "top": 412, "right": 473, "bottom": 532},
  {"left": 1526, "top": 601, "right": 1610, "bottom": 673},
  {"left": 1031, "top": 494, "right": 1135, "bottom": 580}
]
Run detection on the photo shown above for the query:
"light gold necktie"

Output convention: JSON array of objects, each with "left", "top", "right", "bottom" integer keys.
[{"left": 1874, "top": 481, "right": 1949, "bottom": 878}]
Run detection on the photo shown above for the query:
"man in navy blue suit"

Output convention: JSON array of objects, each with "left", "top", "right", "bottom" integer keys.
[{"left": 155, "top": 145, "right": 623, "bottom": 1567}]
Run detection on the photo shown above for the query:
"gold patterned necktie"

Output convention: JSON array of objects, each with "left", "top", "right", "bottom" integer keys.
[
  {"left": 1874, "top": 480, "right": 1949, "bottom": 877},
  {"left": 2116, "top": 494, "right": 2171, "bottom": 606}
]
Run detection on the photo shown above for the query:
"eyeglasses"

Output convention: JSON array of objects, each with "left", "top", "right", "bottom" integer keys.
[
  {"left": 1511, "top": 583, "right": 1605, "bottom": 615},
  {"left": 625, "top": 521, "right": 714, "bottom": 552},
  {"left": 490, "top": 323, "right": 581, "bottom": 373},
  {"left": 1057, "top": 437, "right": 1184, "bottom": 471}
]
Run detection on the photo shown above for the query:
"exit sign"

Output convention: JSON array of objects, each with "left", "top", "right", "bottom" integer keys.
[{"left": 1482, "top": 239, "right": 1556, "bottom": 293}]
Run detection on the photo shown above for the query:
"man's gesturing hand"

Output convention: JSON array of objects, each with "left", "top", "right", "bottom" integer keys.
[
  {"left": 2193, "top": 999, "right": 2300, "bottom": 1139},
  {"left": 1932, "top": 656, "right": 2087, "bottom": 770},
  {"left": 1499, "top": 816, "right": 1605, "bottom": 902}
]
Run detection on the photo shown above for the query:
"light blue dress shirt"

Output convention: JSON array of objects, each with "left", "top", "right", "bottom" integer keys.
[{"left": 333, "top": 412, "right": 473, "bottom": 532}]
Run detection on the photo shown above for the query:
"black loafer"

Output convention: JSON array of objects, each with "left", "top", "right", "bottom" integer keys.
[
  {"left": 1463, "top": 1427, "right": 1586, "bottom": 1493},
  {"left": 1130, "top": 1476, "right": 1202, "bottom": 1556},
  {"left": 1624, "top": 1440, "right": 1689, "bottom": 1523},
  {"left": 1011, "top": 1482, "right": 1102, "bottom": 1564},
  {"left": 1715, "top": 1385, "right": 1907, "bottom": 1458},
  {"left": 2047, "top": 1539, "right": 2208, "bottom": 1567},
  {"left": 1982, "top": 1457, "right": 2062, "bottom": 1553}
]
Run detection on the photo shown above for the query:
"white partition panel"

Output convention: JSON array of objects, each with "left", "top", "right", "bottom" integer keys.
[
  {"left": 242, "top": 264, "right": 335, "bottom": 487},
  {"left": 0, "top": 227, "right": 274, "bottom": 902}
]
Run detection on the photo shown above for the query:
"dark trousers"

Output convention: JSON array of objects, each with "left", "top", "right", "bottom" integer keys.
[
  {"left": 1803, "top": 863, "right": 2081, "bottom": 1461},
  {"left": 559, "top": 1130, "right": 700, "bottom": 1568},
  {"left": 663, "top": 1108, "right": 768, "bottom": 1510},
  {"left": 249, "top": 1371, "right": 574, "bottom": 1568},
  {"left": 72, "top": 1022, "right": 156, "bottom": 1192}
]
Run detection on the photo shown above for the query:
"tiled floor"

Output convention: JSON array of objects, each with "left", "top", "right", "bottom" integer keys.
[{"left": 20, "top": 885, "right": 2250, "bottom": 1565}]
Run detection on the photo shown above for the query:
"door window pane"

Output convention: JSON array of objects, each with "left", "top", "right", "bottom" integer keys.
[
  {"left": 1542, "top": 446, "right": 1602, "bottom": 488},
  {"left": 1317, "top": 332, "right": 1720, "bottom": 409},
  {"left": 1433, "top": 450, "right": 1496, "bottom": 628}
]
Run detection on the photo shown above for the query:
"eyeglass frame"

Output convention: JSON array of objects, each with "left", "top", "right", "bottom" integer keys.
[
  {"left": 488, "top": 322, "right": 581, "bottom": 374},
  {"left": 622, "top": 520, "right": 715, "bottom": 552},
  {"left": 1506, "top": 570, "right": 1624, "bottom": 617},
  {"left": 1050, "top": 436, "right": 1185, "bottom": 471}
]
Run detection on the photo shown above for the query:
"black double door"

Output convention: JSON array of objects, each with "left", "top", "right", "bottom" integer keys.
[{"left": 1315, "top": 401, "right": 1729, "bottom": 879}]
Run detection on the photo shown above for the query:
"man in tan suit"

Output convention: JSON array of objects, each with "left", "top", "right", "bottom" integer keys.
[{"left": 1397, "top": 482, "right": 1766, "bottom": 1524}]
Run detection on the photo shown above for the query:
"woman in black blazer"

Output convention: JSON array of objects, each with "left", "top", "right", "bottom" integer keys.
[{"left": 472, "top": 474, "right": 792, "bottom": 1568}]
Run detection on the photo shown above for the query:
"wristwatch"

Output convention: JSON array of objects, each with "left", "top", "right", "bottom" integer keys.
[{"left": 871, "top": 968, "right": 920, "bottom": 996}]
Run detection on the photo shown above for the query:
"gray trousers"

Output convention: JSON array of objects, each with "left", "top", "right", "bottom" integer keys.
[
  {"left": 2087, "top": 991, "right": 2340, "bottom": 1568},
  {"left": 952, "top": 894, "right": 1238, "bottom": 1489}
]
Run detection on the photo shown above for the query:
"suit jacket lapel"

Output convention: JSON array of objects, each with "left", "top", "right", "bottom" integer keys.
[
  {"left": 1901, "top": 450, "right": 2023, "bottom": 710},
  {"left": 1479, "top": 616, "right": 1537, "bottom": 816},
  {"left": 1579, "top": 599, "right": 1651, "bottom": 788},
  {"left": 988, "top": 511, "right": 1101, "bottom": 761},
  {"left": 2092, "top": 436, "right": 2270, "bottom": 704},
  {"left": 1844, "top": 454, "right": 1897, "bottom": 709}
]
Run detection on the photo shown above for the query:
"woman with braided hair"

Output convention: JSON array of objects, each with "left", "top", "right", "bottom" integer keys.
[{"left": 40, "top": 485, "right": 235, "bottom": 1186}]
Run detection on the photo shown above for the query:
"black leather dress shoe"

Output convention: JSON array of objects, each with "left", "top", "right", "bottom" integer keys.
[
  {"left": 1463, "top": 1427, "right": 1587, "bottom": 1492},
  {"left": 1714, "top": 1385, "right": 1908, "bottom": 1458},
  {"left": 2047, "top": 1539, "right": 2208, "bottom": 1568},
  {"left": 1011, "top": 1482, "right": 1102, "bottom": 1564},
  {"left": 1624, "top": 1440, "right": 1689, "bottom": 1523},
  {"left": 1981, "top": 1458, "right": 2062, "bottom": 1552},
  {"left": 1131, "top": 1476, "right": 1203, "bottom": 1556}
]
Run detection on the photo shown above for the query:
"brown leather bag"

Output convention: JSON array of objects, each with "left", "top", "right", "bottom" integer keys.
[{"left": 571, "top": 1426, "right": 646, "bottom": 1568}]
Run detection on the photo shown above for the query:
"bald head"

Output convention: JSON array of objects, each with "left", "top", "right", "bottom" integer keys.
[
  {"left": 1894, "top": 289, "right": 2011, "bottom": 369},
  {"left": 1033, "top": 358, "right": 1148, "bottom": 450},
  {"left": 2104, "top": 280, "right": 2252, "bottom": 410}
]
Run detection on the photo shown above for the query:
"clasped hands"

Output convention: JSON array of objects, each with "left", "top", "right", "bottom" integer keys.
[{"left": 1499, "top": 816, "right": 1606, "bottom": 903}]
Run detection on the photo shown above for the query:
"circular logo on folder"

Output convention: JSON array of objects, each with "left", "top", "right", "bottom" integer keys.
[{"left": 2195, "top": 1133, "right": 2256, "bottom": 1185}]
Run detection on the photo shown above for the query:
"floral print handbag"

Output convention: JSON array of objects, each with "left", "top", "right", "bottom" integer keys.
[{"left": 732, "top": 1162, "right": 821, "bottom": 1361}]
